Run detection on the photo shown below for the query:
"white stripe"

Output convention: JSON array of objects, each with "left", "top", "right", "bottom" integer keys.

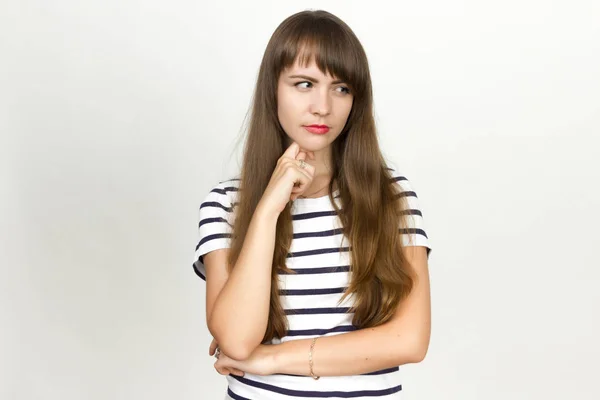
[{"left": 195, "top": 166, "right": 430, "bottom": 399}]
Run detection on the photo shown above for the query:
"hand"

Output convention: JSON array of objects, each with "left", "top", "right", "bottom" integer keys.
[
  {"left": 258, "top": 142, "right": 316, "bottom": 216},
  {"left": 213, "top": 344, "right": 277, "bottom": 377},
  {"left": 209, "top": 338, "right": 245, "bottom": 377}
]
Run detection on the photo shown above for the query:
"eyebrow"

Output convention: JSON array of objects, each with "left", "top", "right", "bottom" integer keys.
[{"left": 287, "top": 74, "right": 346, "bottom": 85}]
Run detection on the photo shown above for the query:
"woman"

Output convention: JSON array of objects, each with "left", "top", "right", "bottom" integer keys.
[{"left": 193, "top": 9, "right": 432, "bottom": 399}]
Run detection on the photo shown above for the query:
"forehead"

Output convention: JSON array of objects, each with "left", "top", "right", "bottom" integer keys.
[{"left": 282, "top": 57, "right": 338, "bottom": 80}]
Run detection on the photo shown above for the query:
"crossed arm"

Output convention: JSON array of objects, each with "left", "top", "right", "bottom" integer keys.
[
  {"left": 273, "top": 245, "right": 430, "bottom": 376},
  {"left": 210, "top": 245, "right": 431, "bottom": 377}
]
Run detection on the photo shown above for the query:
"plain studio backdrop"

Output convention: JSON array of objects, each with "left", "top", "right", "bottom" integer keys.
[{"left": 1, "top": 1, "right": 599, "bottom": 399}]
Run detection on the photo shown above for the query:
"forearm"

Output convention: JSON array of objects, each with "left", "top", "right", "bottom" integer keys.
[
  {"left": 209, "top": 204, "right": 279, "bottom": 359},
  {"left": 273, "top": 324, "right": 421, "bottom": 376}
]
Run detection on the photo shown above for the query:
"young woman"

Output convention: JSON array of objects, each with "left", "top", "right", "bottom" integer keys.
[{"left": 193, "top": 9, "right": 432, "bottom": 399}]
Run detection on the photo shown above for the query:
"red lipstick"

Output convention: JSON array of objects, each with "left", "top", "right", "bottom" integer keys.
[{"left": 303, "top": 125, "right": 330, "bottom": 134}]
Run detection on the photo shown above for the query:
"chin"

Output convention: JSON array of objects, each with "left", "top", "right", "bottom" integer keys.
[
  {"left": 298, "top": 133, "right": 332, "bottom": 147},
  {"left": 295, "top": 140, "right": 327, "bottom": 152}
]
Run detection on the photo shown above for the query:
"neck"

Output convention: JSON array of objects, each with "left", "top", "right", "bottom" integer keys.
[
  {"left": 311, "top": 147, "right": 333, "bottom": 179},
  {"left": 301, "top": 147, "right": 336, "bottom": 197},
  {"left": 283, "top": 138, "right": 333, "bottom": 179}
]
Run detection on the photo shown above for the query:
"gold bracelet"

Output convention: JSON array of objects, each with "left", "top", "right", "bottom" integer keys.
[{"left": 309, "top": 337, "right": 320, "bottom": 380}]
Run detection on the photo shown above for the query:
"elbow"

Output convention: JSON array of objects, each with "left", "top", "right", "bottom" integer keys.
[
  {"left": 209, "top": 330, "right": 255, "bottom": 360},
  {"left": 207, "top": 321, "right": 258, "bottom": 361},
  {"left": 396, "top": 334, "right": 429, "bottom": 364},
  {"left": 409, "top": 336, "right": 430, "bottom": 363},
  {"left": 411, "top": 345, "right": 428, "bottom": 363},
  {"left": 218, "top": 341, "right": 254, "bottom": 361}
]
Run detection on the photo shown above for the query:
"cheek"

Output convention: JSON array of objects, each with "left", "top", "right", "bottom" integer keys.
[
  {"left": 336, "top": 99, "right": 353, "bottom": 123},
  {"left": 277, "top": 91, "right": 299, "bottom": 125}
]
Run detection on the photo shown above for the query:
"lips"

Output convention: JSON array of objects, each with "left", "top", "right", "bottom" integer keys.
[{"left": 303, "top": 125, "right": 330, "bottom": 134}]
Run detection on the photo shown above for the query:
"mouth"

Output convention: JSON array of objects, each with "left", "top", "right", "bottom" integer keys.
[{"left": 303, "top": 125, "right": 330, "bottom": 135}]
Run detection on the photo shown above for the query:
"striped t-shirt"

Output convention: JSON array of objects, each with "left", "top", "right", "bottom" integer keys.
[{"left": 193, "top": 165, "right": 432, "bottom": 400}]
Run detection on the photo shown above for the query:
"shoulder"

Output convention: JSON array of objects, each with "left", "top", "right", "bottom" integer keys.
[
  {"left": 384, "top": 161, "right": 415, "bottom": 195},
  {"left": 200, "top": 175, "right": 241, "bottom": 212},
  {"left": 194, "top": 176, "right": 240, "bottom": 281},
  {"left": 384, "top": 161, "right": 432, "bottom": 255}
]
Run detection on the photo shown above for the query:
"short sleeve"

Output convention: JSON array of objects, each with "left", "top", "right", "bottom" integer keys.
[
  {"left": 388, "top": 165, "right": 433, "bottom": 259},
  {"left": 192, "top": 179, "right": 238, "bottom": 281}
]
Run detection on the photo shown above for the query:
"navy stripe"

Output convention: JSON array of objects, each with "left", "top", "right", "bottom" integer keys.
[
  {"left": 218, "top": 177, "right": 241, "bottom": 184},
  {"left": 192, "top": 262, "right": 206, "bottom": 281},
  {"left": 286, "top": 228, "right": 427, "bottom": 258},
  {"left": 210, "top": 186, "right": 239, "bottom": 195},
  {"left": 402, "top": 209, "right": 423, "bottom": 217},
  {"left": 198, "top": 209, "right": 420, "bottom": 229},
  {"left": 280, "top": 287, "right": 347, "bottom": 296},
  {"left": 399, "top": 228, "right": 428, "bottom": 239},
  {"left": 285, "top": 307, "right": 351, "bottom": 315},
  {"left": 292, "top": 210, "right": 339, "bottom": 220},
  {"left": 391, "top": 175, "right": 408, "bottom": 182},
  {"left": 195, "top": 233, "right": 232, "bottom": 251},
  {"left": 362, "top": 366, "right": 400, "bottom": 376},
  {"left": 199, "top": 219, "right": 422, "bottom": 235},
  {"left": 279, "top": 265, "right": 350, "bottom": 275},
  {"left": 231, "top": 375, "right": 401, "bottom": 397},
  {"left": 285, "top": 325, "right": 357, "bottom": 337},
  {"left": 198, "top": 223, "right": 424, "bottom": 250},
  {"left": 396, "top": 190, "right": 417, "bottom": 199},
  {"left": 200, "top": 200, "right": 233, "bottom": 213},
  {"left": 197, "top": 231, "right": 424, "bottom": 263},
  {"left": 200, "top": 203, "right": 416, "bottom": 215},
  {"left": 227, "top": 387, "right": 250, "bottom": 400},
  {"left": 287, "top": 247, "right": 350, "bottom": 258},
  {"left": 294, "top": 228, "right": 344, "bottom": 239},
  {"left": 198, "top": 216, "right": 229, "bottom": 228},
  {"left": 294, "top": 224, "right": 425, "bottom": 240}
]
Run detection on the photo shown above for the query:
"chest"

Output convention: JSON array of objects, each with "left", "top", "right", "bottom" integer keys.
[{"left": 277, "top": 218, "right": 355, "bottom": 330}]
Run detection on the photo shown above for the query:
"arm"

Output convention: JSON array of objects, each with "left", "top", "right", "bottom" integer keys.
[
  {"left": 272, "top": 245, "right": 431, "bottom": 376},
  {"left": 206, "top": 204, "right": 279, "bottom": 360}
]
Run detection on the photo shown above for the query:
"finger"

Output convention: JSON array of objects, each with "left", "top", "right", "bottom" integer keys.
[
  {"left": 282, "top": 158, "right": 314, "bottom": 181},
  {"left": 296, "top": 151, "right": 307, "bottom": 161},
  {"left": 300, "top": 149, "right": 315, "bottom": 160},
  {"left": 290, "top": 177, "right": 312, "bottom": 200},
  {"left": 291, "top": 166, "right": 320, "bottom": 200},
  {"left": 295, "top": 160, "right": 315, "bottom": 177},
  {"left": 214, "top": 362, "right": 231, "bottom": 376},
  {"left": 229, "top": 367, "right": 245, "bottom": 377},
  {"left": 209, "top": 338, "right": 218, "bottom": 356},
  {"left": 292, "top": 164, "right": 314, "bottom": 186},
  {"left": 283, "top": 142, "right": 300, "bottom": 159},
  {"left": 291, "top": 174, "right": 315, "bottom": 192},
  {"left": 221, "top": 358, "right": 245, "bottom": 377}
]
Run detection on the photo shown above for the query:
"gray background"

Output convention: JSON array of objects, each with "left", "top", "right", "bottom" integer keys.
[{"left": 1, "top": 1, "right": 599, "bottom": 399}]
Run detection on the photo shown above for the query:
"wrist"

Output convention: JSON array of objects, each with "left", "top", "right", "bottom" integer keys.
[
  {"left": 266, "top": 343, "right": 284, "bottom": 374},
  {"left": 255, "top": 201, "right": 281, "bottom": 222}
]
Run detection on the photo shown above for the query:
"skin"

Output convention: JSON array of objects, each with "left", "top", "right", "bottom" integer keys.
[
  {"left": 209, "top": 60, "right": 431, "bottom": 377},
  {"left": 211, "top": 246, "right": 431, "bottom": 377},
  {"left": 209, "top": 59, "right": 354, "bottom": 376},
  {"left": 276, "top": 58, "right": 354, "bottom": 197}
]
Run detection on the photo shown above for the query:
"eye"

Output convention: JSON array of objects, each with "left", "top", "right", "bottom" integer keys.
[
  {"left": 336, "top": 86, "right": 351, "bottom": 94},
  {"left": 295, "top": 81, "right": 312, "bottom": 89}
]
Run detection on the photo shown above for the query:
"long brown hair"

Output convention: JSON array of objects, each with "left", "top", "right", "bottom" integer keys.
[{"left": 227, "top": 10, "right": 417, "bottom": 343}]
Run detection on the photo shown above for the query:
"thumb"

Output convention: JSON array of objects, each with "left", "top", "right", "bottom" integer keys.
[
  {"left": 283, "top": 141, "right": 300, "bottom": 159},
  {"left": 296, "top": 151, "right": 307, "bottom": 161},
  {"left": 209, "top": 338, "right": 218, "bottom": 356}
]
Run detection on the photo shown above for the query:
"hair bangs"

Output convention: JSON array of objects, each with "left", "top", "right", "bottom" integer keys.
[{"left": 275, "top": 18, "right": 366, "bottom": 96}]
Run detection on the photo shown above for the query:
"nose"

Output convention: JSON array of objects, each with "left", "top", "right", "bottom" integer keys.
[{"left": 309, "top": 88, "right": 331, "bottom": 116}]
